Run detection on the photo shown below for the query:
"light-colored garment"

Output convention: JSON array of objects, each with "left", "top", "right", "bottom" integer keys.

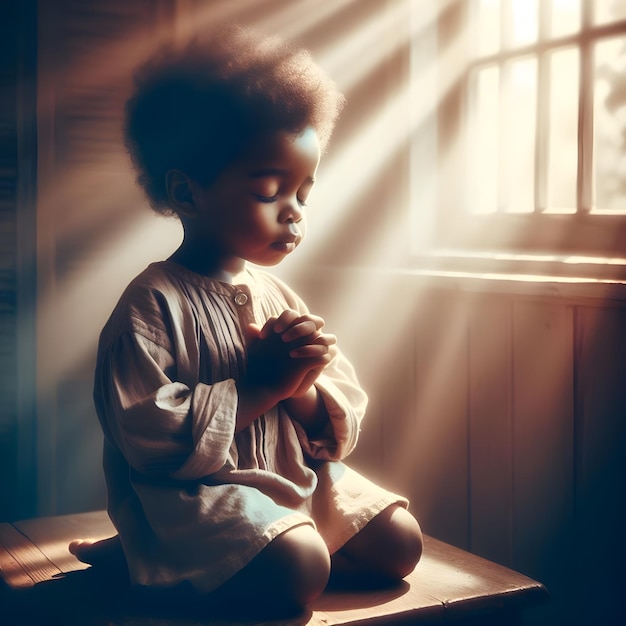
[{"left": 94, "top": 261, "right": 406, "bottom": 592}]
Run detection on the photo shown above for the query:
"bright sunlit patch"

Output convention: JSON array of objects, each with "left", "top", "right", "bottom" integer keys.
[
  {"left": 38, "top": 210, "right": 181, "bottom": 389},
  {"left": 254, "top": 0, "right": 354, "bottom": 42},
  {"left": 510, "top": 0, "right": 538, "bottom": 47},
  {"left": 563, "top": 255, "right": 626, "bottom": 266},
  {"left": 285, "top": 0, "right": 463, "bottom": 267},
  {"left": 550, "top": 0, "right": 581, "bottom": 38}
]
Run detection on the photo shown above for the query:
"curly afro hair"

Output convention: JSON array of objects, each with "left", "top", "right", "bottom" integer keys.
[{"left": 124, "top": 25, "right": 345, "bottom": 215}]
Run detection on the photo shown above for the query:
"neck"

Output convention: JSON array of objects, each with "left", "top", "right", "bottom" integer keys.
[{"left": 168, "top": 240, "right": 246, "bottom": 283}]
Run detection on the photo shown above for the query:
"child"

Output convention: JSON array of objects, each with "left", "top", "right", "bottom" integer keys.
[{"left": 71, "top": 25, "right": 422, "bottom": 619}]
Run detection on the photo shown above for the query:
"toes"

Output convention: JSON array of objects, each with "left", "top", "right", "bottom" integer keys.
[{"left": 68, "top": 538, "right": 94, "bottom": 559}]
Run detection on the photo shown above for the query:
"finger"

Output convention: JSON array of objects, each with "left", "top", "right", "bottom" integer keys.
[
  {"left": 290, "top": 332, "right": 337, "bottom": 347},
  {"left": 244, "top": 323, "right": 261, "bottom": 345},
  {"left": 272, "top": 310, "right": 301, "bottom": 333},
  {"left": 304, "top": 314, "right": 325, "bottom": 331},
  {"left": 289, "top": 344, "right": 333, "bottom": 359},
  {"left": 310, "top": 333, "right": 337, "bottom": 346},
  {"left": 259, "top": 317, "right": 277, "bottom": 340},
  {"left": 281, "top": 320, "right": 319, "bottom": 342},
  {"left": 274, "top": 311, "right": 325, "bottom": 334},
  {"left": 291, "top": 367, "right": 324, "bottom": 397}
]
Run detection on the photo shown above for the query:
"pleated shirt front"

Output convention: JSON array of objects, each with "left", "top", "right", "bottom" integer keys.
[{"left": 94, "top": 261, "right": 406, "bottom": 592}]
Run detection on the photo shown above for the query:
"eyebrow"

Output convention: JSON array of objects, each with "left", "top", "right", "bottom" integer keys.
[{"left": 248, "top": 168, "right": 315, "bottom": 184}]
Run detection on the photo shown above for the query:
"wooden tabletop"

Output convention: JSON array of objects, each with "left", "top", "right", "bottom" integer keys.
[{"left": 0, "top": 510, "right": 547, "bottom": 625}]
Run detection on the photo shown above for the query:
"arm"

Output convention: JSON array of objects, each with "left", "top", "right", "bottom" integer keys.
[
  {"left": 282, "top": 385, "right": 329, "bottom": 438},
  {"left": 95, "top": 330, "right": 237, "bottom": 480}
]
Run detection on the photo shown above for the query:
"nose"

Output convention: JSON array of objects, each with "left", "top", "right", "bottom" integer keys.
[{"left": 280, "top": 198, "right": 304, "bottom": 224}]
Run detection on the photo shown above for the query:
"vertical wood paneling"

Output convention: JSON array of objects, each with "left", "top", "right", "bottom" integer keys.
[
  {"left": 0, "top": 0, "right": 37, "bottom": 522},
  {"left": 36, "top": 0, "right": 171, "bottom": 515},
  {"left": 575, "top": 306, "right": 626, "bottom": 625},
  {"left": 511, "top": 301, "right": 576, "bottom": 624},
  {"left": 468, "top": 297, "right": 513, "bottom": 566},
  {"left": 0, "top": 0, "right": 20, "bottom": 522},
  {"left": 407, "top": 293, "right": 470, "bottom": 548},
  {"left": 15, "top": 0, "right": 38, "bottom": 522},
  {"left": 329, "top": 278, "right": 625, "bottom": 624}
]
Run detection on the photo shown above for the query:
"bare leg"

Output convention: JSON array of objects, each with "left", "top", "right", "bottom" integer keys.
[
  {"left": 329, "top": 505, "right": 423, "bottom": 589},
  {"left": 70, "top": 524, "right": 330, "bottom": 619},
  {"left": 209, "top": 524, "right": 330, "bottom": 617}
]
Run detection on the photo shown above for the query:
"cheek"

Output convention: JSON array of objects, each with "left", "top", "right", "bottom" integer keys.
[{"left": 239, "top": 208, "right": 276, "bottom": 238}]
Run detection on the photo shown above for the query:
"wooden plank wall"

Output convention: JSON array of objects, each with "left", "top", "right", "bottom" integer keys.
[
  {"left": 298, "top": 272, "right": 625, "bottom": 626},
  {"left": 0, "top": 0, "right": 37, "bottom": 521},
  {"left": 0, "top": 0, "right": 21, "bottom": 522},
  {"left": 34, "top": 0, "right": 174, "bottom": 515}
]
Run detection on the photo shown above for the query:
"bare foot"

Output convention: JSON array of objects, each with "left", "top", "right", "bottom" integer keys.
[{"left": 69, "top": 535, "right": 126, "bottom": 572}]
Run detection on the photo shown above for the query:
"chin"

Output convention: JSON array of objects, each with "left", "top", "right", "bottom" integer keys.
[
  {"left": 255, "top": 258, "right": 284, "bottom": 267},
  {"left": 252, "top": 249, "right": 295, "bottom": 267}
]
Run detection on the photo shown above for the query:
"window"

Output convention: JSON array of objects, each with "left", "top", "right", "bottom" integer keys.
[{"left": 414, "top": 0, "right": 626, "bottom": 262}]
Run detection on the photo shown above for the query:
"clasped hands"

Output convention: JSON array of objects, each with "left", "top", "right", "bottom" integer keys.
[{"left": 244, "top": 309, "right": 337, "bottom": 401}]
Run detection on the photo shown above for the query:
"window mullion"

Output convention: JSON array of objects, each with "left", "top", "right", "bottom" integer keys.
[
  {"left": 534, "top": 0, "right": 550, "bottom": 214},
  {"left": 498, "top": 0, "right": 512, "bottom": 214},
  {"left": 577, "top": 0, "right": 594, "bottom": 214}
]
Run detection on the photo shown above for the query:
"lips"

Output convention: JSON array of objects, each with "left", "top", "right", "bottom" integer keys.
[
  {"left": 271, "top": 239, "right": 298, "bottom": 252},
  {"left": 271, "top": 222, "right": 302, "bottom": 253}
]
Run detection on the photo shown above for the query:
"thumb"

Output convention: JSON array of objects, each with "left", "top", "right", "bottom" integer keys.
[{"left": 244, "top": 322, "right": 261, "bottom": 346}]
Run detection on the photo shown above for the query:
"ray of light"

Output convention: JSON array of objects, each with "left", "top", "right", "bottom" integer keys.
[
  {"left": 290, "top": 2, "right": 467, "bottom": 264},
  {"left": 38, "top": 1, "right": 456, "bottom": 388},
  {"left": 38, "top": 211, "right": 181, "bottom": 389},
  {"left": 34, "top": 0, "right": 538, "bottom": 517}
]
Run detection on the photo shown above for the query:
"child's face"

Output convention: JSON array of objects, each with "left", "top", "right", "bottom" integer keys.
[{"left": 190, "top": 126, "right": 321, "bottom": 269}]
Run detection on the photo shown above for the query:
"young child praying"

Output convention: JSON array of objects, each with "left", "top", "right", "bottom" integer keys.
[{"left": 70, "top": 25, "right": 422, "bottom": 619}]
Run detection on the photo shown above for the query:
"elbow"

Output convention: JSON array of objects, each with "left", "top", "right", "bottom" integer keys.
[{"left": 120, "top": 436, "right": 191, "bottom": 479}]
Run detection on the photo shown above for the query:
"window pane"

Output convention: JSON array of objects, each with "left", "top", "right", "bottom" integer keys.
[
  {"left": 467, "top": 66, "right": 500, "bottom": 213},
  {"left": 594, "top": 36, "right": 626, "bottom": 213},
  {"left": 546, "top": 47, "right": 579, "bottom": 213},
  {"left": 594, "top": 0, "right": 626, "bottom": 26},
  {"left": 473, "top": 0, "right": 501, "bottom": 58},
  {"left": 507, "top": 0, "right": 538, "bottom": 48},
  {"left": 502, "top": 57, "right": 537, "bottom": 212},
  {"left": 549, "top": 0, "right": 581, "bottom": 38}
]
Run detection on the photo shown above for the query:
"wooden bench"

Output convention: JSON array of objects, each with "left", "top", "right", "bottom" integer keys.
[{"left": 0, "top": 510, "right": 546, "bottom": 625}]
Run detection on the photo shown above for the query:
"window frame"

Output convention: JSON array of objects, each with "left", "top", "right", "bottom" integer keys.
[{"left": 420, "top": 0, "right": 626, "bottom": 262}]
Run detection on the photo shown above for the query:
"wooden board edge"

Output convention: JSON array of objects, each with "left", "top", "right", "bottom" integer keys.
[{"left": 0, "top": 523, "right": 62, "bottom": 587}]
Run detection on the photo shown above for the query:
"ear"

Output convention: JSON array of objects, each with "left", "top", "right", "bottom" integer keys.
[{"left": 166, "top": 170, "right": 197, "bottom": 216}]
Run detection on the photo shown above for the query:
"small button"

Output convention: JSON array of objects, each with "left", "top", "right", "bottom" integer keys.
[{"left": 234, "top": 292, "right": 248, "bottom": 306}]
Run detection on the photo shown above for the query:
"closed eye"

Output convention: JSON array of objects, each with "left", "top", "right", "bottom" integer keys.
[
  {"left": 254, "top": 193, "right": 279, "bottom": 203},
  {"left": 254, "top": 193, "right": 308, "bottom": 207}
]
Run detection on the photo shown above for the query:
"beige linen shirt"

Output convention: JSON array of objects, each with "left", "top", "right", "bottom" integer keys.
[{"left": 94, "top": 261, "right": 406, "bottom": 592}]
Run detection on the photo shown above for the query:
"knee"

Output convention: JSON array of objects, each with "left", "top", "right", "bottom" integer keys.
[
  {"left": 267, "top": 525, "right": 331, "bottom": 609},
  {"left": 368, "top": 506, "right": 423, "bottom": 581},
  {"left": 387, "top": 507, "right": 423, "bottom": 579}
]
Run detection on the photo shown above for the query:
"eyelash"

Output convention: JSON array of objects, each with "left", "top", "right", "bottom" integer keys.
[
  {"left": 255, "top": 193, "right": 279, "bottom": 203},
  {"left": 255, "top": 193, "right": 308, "bottom": 207}
]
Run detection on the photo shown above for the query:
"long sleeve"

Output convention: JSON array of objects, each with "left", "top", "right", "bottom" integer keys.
[
  {"left": 308, "top": 351, "right": 367, "bottom": 460},
  {"left": 95, "top": 329, "right": 238, "bottom": 479}
]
